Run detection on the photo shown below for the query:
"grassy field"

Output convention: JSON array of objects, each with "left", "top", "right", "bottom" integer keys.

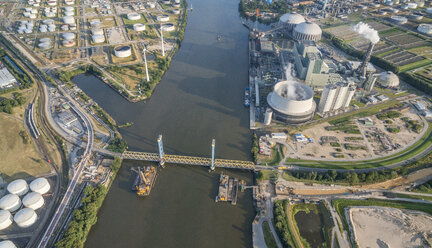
[
  {"left": 395, "top": 193, "right": 432, "bottom": 202},
  {"left": 411, "top": 179, "right": 432, "bottom": 194},
  {"left": 262, "top": 221, "right": 278, "bottom": 248},
  {"left": 285, "top": 122, "right": 432, "bottom": 170},
  {"left": 0, "top": 115, "right": 51, "bottom": 180}
]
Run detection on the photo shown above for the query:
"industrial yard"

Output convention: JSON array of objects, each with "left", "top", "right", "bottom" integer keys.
[{"left": 349, "top": 206, "right": 432, "bottom": 247}]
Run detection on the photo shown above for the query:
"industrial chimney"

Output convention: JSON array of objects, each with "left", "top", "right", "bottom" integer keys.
[{"left": 357, "top": 42, "right": 375, "bottom": 78}]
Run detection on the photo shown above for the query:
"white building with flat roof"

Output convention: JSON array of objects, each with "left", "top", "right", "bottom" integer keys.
[{"left": 0, "top": 65, "right": 17, "bottom": 89}]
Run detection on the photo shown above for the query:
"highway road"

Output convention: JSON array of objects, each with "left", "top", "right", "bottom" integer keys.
[{"left": 37, "top": 97, "right": 94, "bottom": 248}]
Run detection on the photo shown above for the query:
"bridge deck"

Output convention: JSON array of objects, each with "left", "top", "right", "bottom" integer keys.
[{"left": 122, "top": 151, "right": 255, "bottom": 170}]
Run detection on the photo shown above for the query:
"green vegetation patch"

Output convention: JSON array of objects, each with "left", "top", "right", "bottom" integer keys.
[
  {"left": 395, "top": 193, "right": 432, "bottom": 202},
  {"left": 376, "top": 111, "right": 401, "bottom": 120},
  {"left": 273, "top": 200, "right": 298, "bottom": 248},
  {"left": 411, "top": 179, "right": 432, "bottom": 194},
  {"left": 262, "top": 221, "right": 278, "bottom": 248}
]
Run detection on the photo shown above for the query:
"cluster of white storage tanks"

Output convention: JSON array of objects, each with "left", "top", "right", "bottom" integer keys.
[
  {"left": 23, "top": 8, "right": 38, "bottom": 19},
  {"left": 0, "top": 240, "right": 17, "bottom": 248},
  {"left": 92, "top": 29, "right": 105, "bottom": 43},
  {"left": 27, "top": 0, "right": 41, "bottom": 7},
  {"left": 17, "top": 21, "right": 34, "bottom": 34},
  {"left": 44, "top": 7, "right": 57, "bottom": 17},
  {"left": 63, "top": 16, "right": 75, "bottom": 25},
  {"left": 64, "top": 6, "right": 75, "bottom": 17},
  {"left": 38, "top": 38, "right": 52, "bottom": 49},
  {"left": 0, "top": 178, "right": 50, "bottom": 231}
]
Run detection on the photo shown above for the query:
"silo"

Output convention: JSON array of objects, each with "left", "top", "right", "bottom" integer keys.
[
  {"left": 62, "top": 32, "right": 75, "bottom": 40},
  {"left": 0, "top": 210, "right": 13, "bottom": 230},
  {"left": 343, "top": 87, "right": 355, "bottom": 108},
  {"left": 264, "top": 109, "right": 273, "bottom": 125},
  {"left": 318, "top": 84, "right": 337, "bottom": 114},
  {"left": 0, "top": 240, "right": 17, "bottom": 248},
  {"left": 14, "top": 208, "right": 37, "bottom": 228},
  {"left": 333, "top": 82, "right": 349, "bottom": 110},
  {"left": 22, "top": 192, "right": 44, "bottom": 210},
  {"left": 7, "top": 179, "right": 29, "bottom": 196},
  {"left": 0, "top": 194, "right": 22, "bottom": 212}
]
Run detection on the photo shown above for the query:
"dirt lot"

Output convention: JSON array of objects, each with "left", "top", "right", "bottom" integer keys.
[
  {"left": 291, "top": 109, "right": 424, "bottom": 160},
  {"left": 0, "top": 115, "right": 51, "bottom": 180},
  {"left": 350, "top": 207, "right": 432, "bottom": 247}
]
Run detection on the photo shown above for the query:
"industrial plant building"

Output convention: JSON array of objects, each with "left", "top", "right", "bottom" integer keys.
[
  {"left": 292, "top": 41, "right": 341, "bottom": 89},
  {"left": 267, "top": 80, "right": 316, "bottom": 124},
  {"left": 318, "top": 82, "right": 355, "bottom": 115},
  {"left": 0, "top": 64, "right": 17, "bottom": 89}
]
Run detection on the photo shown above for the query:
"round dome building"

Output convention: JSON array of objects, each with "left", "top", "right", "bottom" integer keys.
[
  {"left": 14, "top": 208, "right": 37, "bottom": 228},
  {"left": 7, "top": 179, "right": 29, "bottom": 196},
  {"left": 22, "top": 192, "right": 44, "bottom": 210},
  {"left": 0, "top": 241, "right": 16, "bottom": 248},
  {"left": 0, "top": 210, "right": 13, "bottom": 230},
  {"left": 267, "top": 80, "right": 316, "bottom": 124},
  {"left": 377, "top": 71, "right": 399, "bottom": 88},
  {"left": 293, "top": 22, "right": 322, "bottom": 41},
  {"left": 0, "top": 194, "right": 21, "bottom": 212},
  {"left": 279, "top": 12, "right": 305, "bottom": 31}
]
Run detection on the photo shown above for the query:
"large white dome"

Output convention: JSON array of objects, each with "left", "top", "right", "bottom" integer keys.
[
  {"left": 14, "top": 208, "right": 37, "bottom": 228},
  {"left": 0, "top": 241, "right": 16, "bottom": 248},
  {"left": 7, "top": 179, "right": 29, "bottom": 196},
  {"left": 293, "top": 22, "right": 322, "bottom": 41},
  {"left": 378, "top": 71, "right": 399, "bottom": 88},
  {"left": 30, "top": 177, "right": 50, "bottom": 194},
  {"left": 280, "top": 13, "right": 305, "bottom": 24},
  {"left": 417, "top": 23, "right": 432, "bottom": 35},
  {"left": 22, "top": 192, "right": 44, "bottom": 210},
  {"left": 0, "top": 194, "right": 21, "bottom": 212}
]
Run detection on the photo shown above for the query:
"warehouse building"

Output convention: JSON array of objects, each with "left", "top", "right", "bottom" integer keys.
[{"left": 0, "top": 63, "right": 17, "bottom": 89}]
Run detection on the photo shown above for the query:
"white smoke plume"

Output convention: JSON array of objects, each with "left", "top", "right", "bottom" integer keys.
[
  {"left": 281, "top": 63, "right": 308, "bottom": 101},
  {"left": 353, "top": 22, "right": 380, "bottom": 44}
]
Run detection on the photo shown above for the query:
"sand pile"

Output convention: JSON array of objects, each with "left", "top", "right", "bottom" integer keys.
[{"left": 350, "top": 206, "right": 432, "bottom": 247}]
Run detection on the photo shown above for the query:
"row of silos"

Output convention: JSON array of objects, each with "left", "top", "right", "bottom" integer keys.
[{"left": 318, "top": 82, "right": 355, "bottom": 114}]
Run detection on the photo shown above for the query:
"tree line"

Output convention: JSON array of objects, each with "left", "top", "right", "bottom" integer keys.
[{"left": 0, "top": 92, "right": 26, "bottom": 114}]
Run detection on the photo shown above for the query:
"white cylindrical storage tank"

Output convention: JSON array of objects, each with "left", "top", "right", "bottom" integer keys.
[
  {"left": 293, "top": 22, "right": 322, "bottom": 41},
  {"left": 64, "top": 11, "right": 74, "bottom": 16},
  {"left": 391, "top": 15, "right": 408, "bottom": 24},
  {"left": 0, "top": 240, "right": 16, "bottom": 248},
  {"left": 92, "top": 34, "right": 105, "bottom": 43},
  {"left": 47, "top": 0, "right": 56, "bottom": 6},
  {"left": 267, "top": 80, "right": 316, "bottom": 124},
  {"left": 91, "top": 28, "right": 103, "bottom": 35},
  {"left": 264, "top": 109, "right": 273, "bottom": 125},
  {"left": 63, "top": 16, "right": 75, "bottom": 24},
  {"left": 173, "top": 3, "right": 180, "bottom": 8},
  {"left": 43, "top": 19, "right": 54, "bottom": 25},
  {"left": 29, "top": 13, "right": 37, "bottom": 19},
  {"left": 418, "top": 23, "right": 432, "bottom": 35},
  {"left": 162, "top": 0, "right": 170, "bottom": 4},
  {"left": 172, "top": 9, "right": 181, "bottom": 14},
  {"left": 114, "top": 45, "right": 132, "bottom": 57},
  {"left": 157, "top": 15, "right": 170, "bottom": 22},
  {"left": 38, "top": 42, "right": 51, "bottom": 49},
  {"left": 45, "top": 12, "right": 55, "bottom": 17},
  {"left": 30, "top": 9, "right": 37, "bottom": 14},
  {"left": 62, "top": 40, "right": 75, "bottom": 47},
  {"left": 407, "top": 2, "right": 417, "bottom": 8},
  {"left": 7, "top": 179, "right": 29, "bottom": 196},
  {"left": 161, "top": 23, "right": 175, "bottom": 31},
  {"left": 0, "top": 194, "right": 21, "bottom": 212},
  {"left": 174, "top": 0, "right": 180, "bottom": 3},
  {"left": 426, "top": 8, "right": 432, "bottom": 14},
  {"left": 133, "top": 23, "right": 146, "bottom": 31},
  {"left": 22, "top": 192, "right": 44, "bottom": 210},
  {"left": 14, "top": 208, "right": 37, "bottom": 228},
  {"left": 147, "top": 2, "right": 156, "bottom": 8},
  {"left": 62, "top": 32, "right": 75, "bottom": 39},
  {"left": 64, "top": 6, "right": 74, "bottom": 11},
  {"left": 0, "top": 210, "right": 13, "bottom": 230},
  {"left": 127, "top": 12, "right": 141, "bottom": 20}
]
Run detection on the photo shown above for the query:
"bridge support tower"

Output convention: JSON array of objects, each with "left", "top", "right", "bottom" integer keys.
[
  {"left": 210, "top": 139, "right": 215, "bottom": 171},
  {"left": 157, "top": 135, "right": 165, "bottom": 166}
]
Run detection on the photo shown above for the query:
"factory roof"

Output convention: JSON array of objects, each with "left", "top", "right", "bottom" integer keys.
[{"left": 0, "top": 65, "right": 17, "bottom": 88}]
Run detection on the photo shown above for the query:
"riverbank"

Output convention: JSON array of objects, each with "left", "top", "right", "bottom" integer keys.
[{"left": 54, "top": 0, "right": 188, "bottom": 103}]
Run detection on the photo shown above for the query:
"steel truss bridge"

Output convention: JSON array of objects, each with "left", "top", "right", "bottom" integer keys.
[
  {"left": 122, "top": 135, "right": 255, "bottom": 170},
  {"left": 122, "top": 151, "right": 256, "bottom": 170}
]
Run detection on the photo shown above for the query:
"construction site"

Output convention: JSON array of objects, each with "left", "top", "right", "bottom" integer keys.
[{"left": 131, "top": 166, "right": 157, "bottom": 196}]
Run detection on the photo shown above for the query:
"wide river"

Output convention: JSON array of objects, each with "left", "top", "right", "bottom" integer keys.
[{"left": 73, "top": 0, "right": 257, "bottom": 247}]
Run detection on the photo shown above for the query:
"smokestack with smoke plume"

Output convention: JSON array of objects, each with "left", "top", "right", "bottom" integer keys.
[{"left": 353, "top": 22, "right": 380, "bottom": 44}]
